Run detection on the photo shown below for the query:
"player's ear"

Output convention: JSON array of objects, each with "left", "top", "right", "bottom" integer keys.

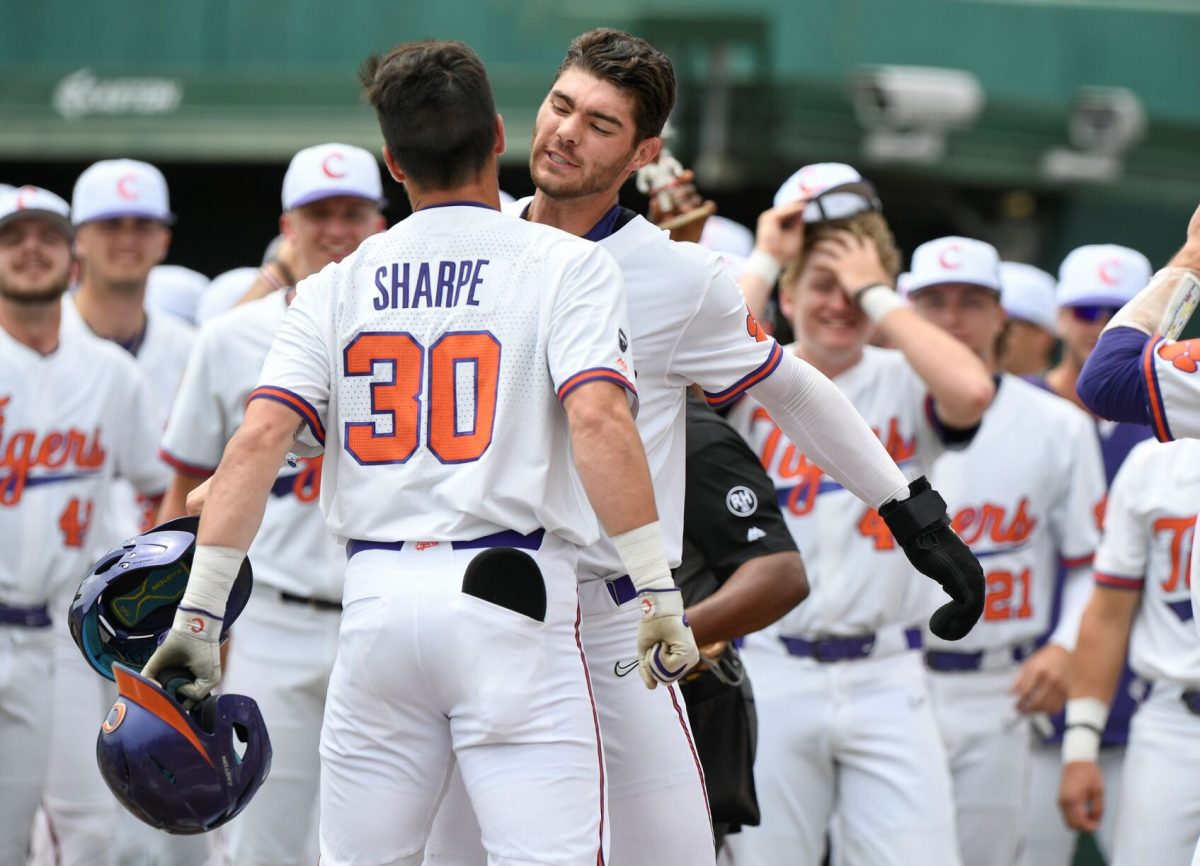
[
  {"left": 155, "top": 227, "right": 172, "bottom": 264},
  {"left": 279, "top": 212, "right": 293, "bottom": 240},
  {"left": 627, "top": 136, "right": 662, "bottom": 174},
  {"left": 381, "top": 146, "right": 406, "bottom": 184},
  {"left": 494, "top": 114, "right": 506, "bottom": 157}
]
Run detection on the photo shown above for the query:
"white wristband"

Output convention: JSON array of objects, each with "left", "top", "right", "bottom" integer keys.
[
  {"left": 1062, "top": 697, "right": 1109, "bottom": 763},
  {"left": 611, "top": 522, "right": 675, "bottom": 593},
  {"left": 1062, "top": 725, "right": 1101, "bottom": 764},
  {"left": 179, "top": 544, "right": 245, "bottom": 620},
  {"left": 857, "top": 284, "right": 905, "bottom": 323},
  {"left": 744, "top": 249, "right": 782, "bottom": 286}
]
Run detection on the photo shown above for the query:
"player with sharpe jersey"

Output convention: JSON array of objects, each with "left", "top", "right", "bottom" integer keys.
[
  {"left": 719, "top": 168, "right": 995, "bottom": 866},
  {"left": 902, "top": 236, "right": 1106, "bottom": 866},
  {"left": 0, "top": 186, "right": 166, "bottom": 866},
  {"left": 156, "top": 143, "right": 386, "bottom": 866},
  {"left": 1057, "top": 437, "right": 1200, "bottom": 865},
  {"left": 421, "top": 34, "right": 986, "bottom": 866},
  {"left": 141, "top": 39, "right": 704, "bottom": 866}
]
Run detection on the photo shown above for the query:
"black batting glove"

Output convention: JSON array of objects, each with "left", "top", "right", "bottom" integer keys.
[{"left": 879, "top": 476, "right": 985, "bottom": 641}]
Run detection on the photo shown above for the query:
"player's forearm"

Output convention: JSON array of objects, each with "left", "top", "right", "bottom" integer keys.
[
  {"left": 748, "top": 351, "right": 909, "bottom": 508},
  {"left": 684, "top": 551, "right": 807, "bottom": 646},
  {"left": 565, "top": 384, "right": 659, "bottom": 536},
  {"left": 195, "top": 407, "right": 299, "bottom": 552},
  {"left": 1070, "top": 587, "right": 1137, "bottom": 703},
  {"left": 881, "top": 307, "right": 994, "bottom": 428},
  {"left": 1105, "top": 267, "right": 1198, "bottom": 336}
]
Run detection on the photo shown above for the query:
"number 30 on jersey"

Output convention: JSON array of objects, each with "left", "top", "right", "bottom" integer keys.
[{"left": 343, "top": 330, "right": 500, "bottom": 465}]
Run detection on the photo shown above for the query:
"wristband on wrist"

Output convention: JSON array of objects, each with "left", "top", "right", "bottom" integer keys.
[
  {"left": 1062, "top": 697, "right": 1108, "bottom": 763},
  {"left": 179, "top": 544, "right": 246, "bottom": 620},
  {"left": 857, "top": 284, "right": 905, "bottom": 323},
  {"left": 744, "top": 249, "right": 783, "bottom": 286},
  {"left": 611, "top": 522, "right": 675, "bottom": 594}
]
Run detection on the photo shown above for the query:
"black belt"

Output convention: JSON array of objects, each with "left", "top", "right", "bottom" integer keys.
[
  {"left": 780, "top": 628, "right": 922, "bottom": 663},
  {"left": 0, "top": 603, "right": 52, "bottom": 628},
  {"left": 346, "top": 529, "right": 545, "bottom": 560},
  {"left": 279, "top": 591, "right": 342, "bottom": 613},
  {"left": 924, "top": 643, "right": 1036, "bottom": 673}
]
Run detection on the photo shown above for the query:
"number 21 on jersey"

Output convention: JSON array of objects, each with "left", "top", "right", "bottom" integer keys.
[{"left": 343, "top": 330, "right": 500, "bottom": 465}]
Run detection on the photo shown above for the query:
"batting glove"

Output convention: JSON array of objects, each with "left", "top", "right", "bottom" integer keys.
[
  {"left": 879, "top": 476, "right": 985, "bottom": 641},
  {"left": 636, "top": 588, "right": 700, "bottom": 690},
  {"left": 141, "top": 606, "right": 223, "bottom": 703}
]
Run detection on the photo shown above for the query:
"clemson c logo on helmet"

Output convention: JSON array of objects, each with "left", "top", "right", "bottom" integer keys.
[{"left": 102, "top": 702, "right": 127, "bottom": 734}]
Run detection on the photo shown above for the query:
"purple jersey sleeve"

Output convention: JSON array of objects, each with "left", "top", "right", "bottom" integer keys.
[{"left": 1076, "top": 327, "right": 1152, "bottom": 425}]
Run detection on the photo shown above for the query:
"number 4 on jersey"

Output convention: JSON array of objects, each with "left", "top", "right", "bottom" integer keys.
[
  {"left": 344, "top": 330, "right": 500, "bottom": 465},
  {"left": 58, "top": 497, "right": 94, "bottom": 548}
]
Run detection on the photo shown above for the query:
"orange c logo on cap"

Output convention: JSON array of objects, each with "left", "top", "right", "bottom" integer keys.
[
  {"left": 102, "top": 701, "right": 127, "bottom": 734},
  {"left": 322, "top": 153, "right": 346, "bottom": 179},
  {"left": 14, "top": 186, "right": 35, "bottom": 210},
  {"left": 116, "top": 174, "right": 140, "bottom": 201},
  {"left": 1098, "top": 258, "right": 1121, "bottom": 286},
  {"left": 938, "top": 244, "right": 963, "bottom": 270}
]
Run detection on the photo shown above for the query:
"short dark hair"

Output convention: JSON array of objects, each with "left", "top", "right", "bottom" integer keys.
[
  {"left": 360, "top": 40, "right": 497, "bottom": 190},
  {"left": 556, "top": 28, "right": 676, "bottom": 143}
]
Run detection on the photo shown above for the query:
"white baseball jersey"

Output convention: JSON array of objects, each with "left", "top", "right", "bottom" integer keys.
[
  {"left": 1093, "top": 437, "right": 1200, "bottom": 686},
  {"left": 255, "top": 204, "right": 635, "bottom": 547},
  {"left": 161, "top": 291, "right": 343, "bottom": 599},
  {"left": 726, "top": 345, "right": 942, "bottom": 635},
  {"left": 507, "top": 199, "right": 784, "bottom": 580},
  {"left": 0, "top": 319, "right": 166, "bottom": 607},
  {"left": 926, "top": 374, "right": 1105, "bottom": 651},
  {"left": 62, "top": 296, "right": 194, "bottom": 541},
  {"left": 1140, "top": 335, "right": 1200, "bottom": 630}
]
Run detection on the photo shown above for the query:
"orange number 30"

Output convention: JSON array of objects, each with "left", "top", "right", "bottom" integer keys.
[{"left": 344, "top": 330, "right": 500, "bottom": 465}]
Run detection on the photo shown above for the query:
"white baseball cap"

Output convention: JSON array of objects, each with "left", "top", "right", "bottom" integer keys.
[
  {"left": 282, "top": 143, "right": 383, "bottom": 211},
  {"left": 146, "top": 265, "right": 209, "bottom": 325},
  {"left": 0, "top": 185, "right": 73, "bottom": 237},
  {"left": 1056, "top": 244, "right": 1151, "bottom": 308},
  {"left": 999, "top": 262, "right": 1057, "bottom": 332},
  {"left": 72, "top": 159, "right": 173, "bottom": 226},
  {"left": 903, "top": 236, "right": 1002, "bottom": 296},
  {"left": 700, "top": 215, "right": 755, "bottom": 259},
  {"left": 196, "top": 267, "right": 258, "bottom": 324},
  {"left": 773, "top": 163, "right": 882, "bottom": 223}
]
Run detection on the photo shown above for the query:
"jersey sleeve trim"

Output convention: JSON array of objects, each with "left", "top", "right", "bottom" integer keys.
[
  {"left": 248, "top": 386, "right": 326, "bottom": 445},
  {"left": 1094, "top": 571, "right": 1143, "bottom": 591},
  {"left": 702, "top": 341, "right": 784, "bottom": 409},
  {"left": 159, "top": 448, "right": 215, "bottom": 480},
  {"left": 1062, "top": 553, "right": 1095, "bottom": 569},
  {"left": 557, "top": 368, "right": 637, "bottom": 405},
  {"left": 1142, "top": 334, "right": 1175, "bottom": 443}
]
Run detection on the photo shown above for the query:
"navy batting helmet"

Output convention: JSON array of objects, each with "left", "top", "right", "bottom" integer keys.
[
  {"left": 98, "top": 663, "right": 272, "bottom": 834},
  {"left": 68, "top": 515, "right": 253, "bottom": 681}
]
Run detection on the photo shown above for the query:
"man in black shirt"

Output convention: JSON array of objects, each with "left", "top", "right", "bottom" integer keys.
[{"left": 675, "top": 391, "right": 809, "bottom": 849}]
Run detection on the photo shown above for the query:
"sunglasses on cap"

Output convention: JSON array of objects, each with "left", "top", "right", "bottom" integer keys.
[
  {"left": 1069, "top": 305, "right": 1121, "bottom": 323},
  {"left": 800, "top": 182, "right": 883, "bottom": 225}
]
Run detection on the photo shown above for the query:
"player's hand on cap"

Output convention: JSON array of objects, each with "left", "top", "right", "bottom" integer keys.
[
  {"left": 878, "top": 476, "right": 985, "bottom": 641},
  {"left": 636, "top": 588, "right": 700, "bottom": 690},
  {"left": 806, "top": 230, "right": 893, "bottom": 304},
  {"left": 751, "top": 199, "right": 808, "bottom": 271},
  {"left": 1011, "top": 644, "right": 1071, "bottom": 715},
  {"left": 647, "top": 169, "right": 716, "bottom": 244},
  {"left": 1059, "top": 760, "right": 1105, "bottom": 832},
  {"left": 141, "top": 606, "right": 224, "bottom": 703}
]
